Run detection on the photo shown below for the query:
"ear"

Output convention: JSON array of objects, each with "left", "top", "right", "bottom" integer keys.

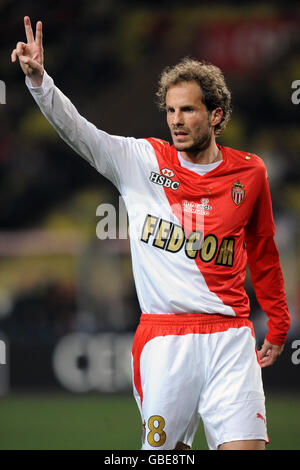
[{"left": 210, "top": 107, "right": 223, "bottom": 128}]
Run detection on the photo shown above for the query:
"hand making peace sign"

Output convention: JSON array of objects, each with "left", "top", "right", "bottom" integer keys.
[{"left": 11, "top": 16, "right": 44, "bottom": 87}]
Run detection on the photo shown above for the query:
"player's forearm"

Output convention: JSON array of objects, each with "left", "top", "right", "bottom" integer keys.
[
  {"left": 246, "top": 235, "right": 290, "bottom": 345},
  {"left": 25, "top": 71, "right": 101, "bottom": 168},
  {"left": 25, "top": 71, "right": 142, "bottom": 190}
]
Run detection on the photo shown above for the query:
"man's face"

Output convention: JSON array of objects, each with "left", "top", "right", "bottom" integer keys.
[{"left": 166, "top": 80, "right": 215, "bottom": 153}]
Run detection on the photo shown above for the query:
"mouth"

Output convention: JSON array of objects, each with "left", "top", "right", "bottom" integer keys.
[{"left": 173, "top": 130, "right": 189, "bottom": 138}]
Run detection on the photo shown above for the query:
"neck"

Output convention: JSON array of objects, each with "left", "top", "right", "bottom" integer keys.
[{"left": 180, "top": 142, "right": 221, "bottom": 165}]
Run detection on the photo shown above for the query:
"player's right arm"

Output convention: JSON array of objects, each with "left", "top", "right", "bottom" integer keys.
[{"left": 11, "top": 16, "right": 141, "bottom": 189}]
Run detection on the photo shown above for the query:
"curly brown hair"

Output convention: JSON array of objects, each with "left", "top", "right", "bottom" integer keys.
[{"left": 156, "top": 57, "right": 232, "bottom": 136}]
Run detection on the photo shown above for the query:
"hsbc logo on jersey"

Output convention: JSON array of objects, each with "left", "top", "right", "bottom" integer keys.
[
  {"left": 150, "top": 169, "right": 180, "bottom": 190},
  {"left": 161, "top": 168, "right": 174, "bottom": 178}
]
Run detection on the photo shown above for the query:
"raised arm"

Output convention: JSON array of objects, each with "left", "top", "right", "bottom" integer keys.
[
  {"left": 11, "top": 17, "right": 150, "bottom": 194},
  {"left": 11, "top": 16, "right": 44, "bottom": 87}
]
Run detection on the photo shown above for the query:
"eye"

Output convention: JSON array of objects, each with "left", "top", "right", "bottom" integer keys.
[{"left": 166, "top": 107, "right": 175, "bottom": 114}]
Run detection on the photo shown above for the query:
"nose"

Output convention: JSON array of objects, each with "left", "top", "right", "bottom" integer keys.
[{"left": 172, "top": 110, "right": 184, "bottom": 128}]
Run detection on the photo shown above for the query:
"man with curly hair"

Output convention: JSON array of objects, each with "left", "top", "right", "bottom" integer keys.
[{"left": 12, "top": 17, "right": 290, "bottom": 450}]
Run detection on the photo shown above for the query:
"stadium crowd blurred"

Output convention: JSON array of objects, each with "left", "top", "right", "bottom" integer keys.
[{"left": 0, "top": 1, "right": 299, "bottom": 389}]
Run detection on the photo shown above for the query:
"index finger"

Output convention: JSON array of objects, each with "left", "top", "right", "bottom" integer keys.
[{"left": 24, "top": 16, "right": 34, "bottom": 43}]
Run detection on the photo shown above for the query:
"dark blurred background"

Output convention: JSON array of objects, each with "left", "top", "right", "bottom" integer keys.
[{"left": 0, "top": 0, "right": 299, "bottom": 400}]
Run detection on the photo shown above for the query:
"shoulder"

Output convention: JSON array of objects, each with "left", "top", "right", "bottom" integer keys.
[
  {"left": 145, "top": 137, "right": 171, "bottom": 153},
  {"left": 222, "top": 145, "right": 267, "bottom": 176}
]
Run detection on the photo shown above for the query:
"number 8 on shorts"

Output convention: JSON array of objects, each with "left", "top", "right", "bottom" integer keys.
[{"left": 147, "top": 415, "right": 166, "bottom": 447}]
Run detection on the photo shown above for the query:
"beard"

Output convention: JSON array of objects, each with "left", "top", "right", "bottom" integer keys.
[{"left": 173, "top": 123, "right": 213, "bottom": 155}]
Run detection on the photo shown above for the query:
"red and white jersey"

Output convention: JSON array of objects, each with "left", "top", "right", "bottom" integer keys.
[{"left": 26, "top": 71, "right": 290, "bottom": 345}]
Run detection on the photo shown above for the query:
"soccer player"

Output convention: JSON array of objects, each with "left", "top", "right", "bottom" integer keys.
[{"left": 12, "top": 17, "right": 290, "bottom": 450}]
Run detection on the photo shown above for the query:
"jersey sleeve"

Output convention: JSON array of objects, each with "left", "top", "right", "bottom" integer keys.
[
  {"left": 25, "top": 71, "right": 143, "bottom": 191},
  {"left": 245, "top": 162, "right": 290, "bottom": 345}
]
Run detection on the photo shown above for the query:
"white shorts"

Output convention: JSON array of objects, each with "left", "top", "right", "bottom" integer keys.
[{"left": 131, "top": 313, "right": 268, "bottom": 450}]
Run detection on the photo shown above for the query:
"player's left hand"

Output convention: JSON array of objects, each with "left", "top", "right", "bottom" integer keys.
[{"left": 258, "top": 339, "right": 284, "bottom": 368}]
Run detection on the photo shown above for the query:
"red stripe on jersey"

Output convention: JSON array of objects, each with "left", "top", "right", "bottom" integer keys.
[
  {"left": 146, "top": 138, "right": 290, "bottom": 345},
  {"left": 146, "top": 138, "right": 250, "bottom": 317}
]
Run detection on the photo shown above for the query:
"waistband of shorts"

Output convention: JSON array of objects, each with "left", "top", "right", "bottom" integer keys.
[{"left": 140, "top": 313, "right": 252, "bottom": 327}]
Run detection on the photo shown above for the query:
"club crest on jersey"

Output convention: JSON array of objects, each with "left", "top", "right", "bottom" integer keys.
[{"left": 232, "top": 181, "right": 245, "bottom": 206}]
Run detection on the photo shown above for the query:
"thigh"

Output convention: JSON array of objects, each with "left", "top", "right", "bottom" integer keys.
[
  {"left": 219, "top": 439, "right": 265, "bottom": 450},
  {"left": 199, "top": 326, "right": 268, "bottom": 450},
  {"left": 133, "top": 333, "right": 202, "bottom": 450}
]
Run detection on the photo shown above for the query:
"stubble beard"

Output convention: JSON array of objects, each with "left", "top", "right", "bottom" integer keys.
[{"left": 173, "top": 124, "right": 213, "bottom": 155}]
